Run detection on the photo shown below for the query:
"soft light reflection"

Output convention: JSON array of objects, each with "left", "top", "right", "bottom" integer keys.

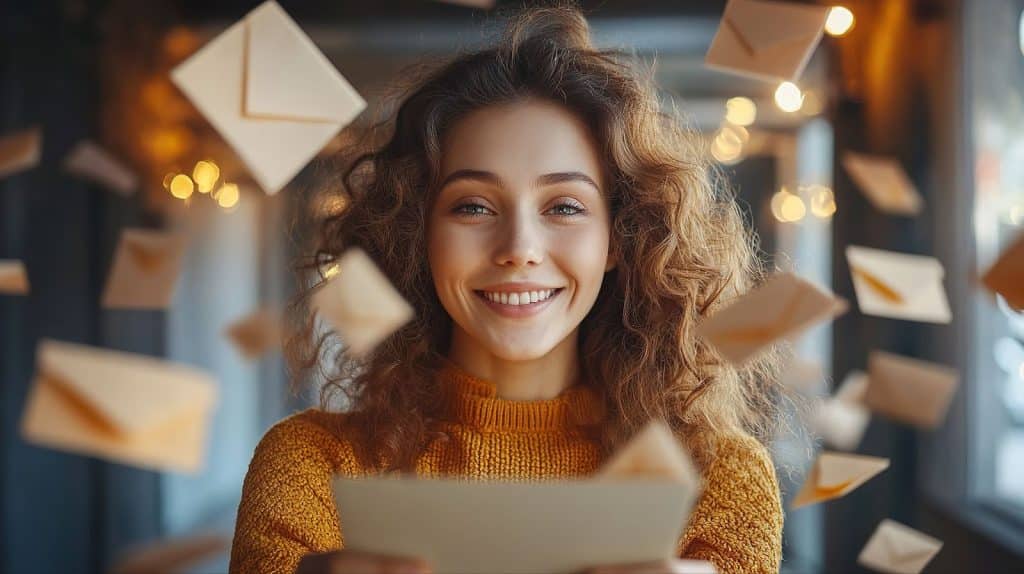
[
  {"left": 771, "top": 187, "right": 807, "bottom": 223},
  {"left": 809, "top": 185, "right": 837, "bottom": 218},
  {"left": 825, "top": 6, "right": 855, "bottom": 37},
  {"left": 711, "top": 133, "right": 744, "bottom": 164},
  {"left": 774, "top": 82, "right": 804, "bottom": 113},
  {"left": 725, "top": 97, "right": 757, "bottom": 127},
  {"left": 169, "top": 174, "right": 194, "bottom": 199}
]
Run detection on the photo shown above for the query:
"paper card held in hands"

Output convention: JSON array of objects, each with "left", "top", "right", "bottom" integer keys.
[
  {"left": 312, "top": 248, "right": 414, "bottom": 357},
  {"left": 792, "top": 452, "right": 888, "bottom": 509},
  {"left": 809, "top": 370, "right": 870, "bottom": 451},
  {"left": 20, "top": 339, "right": 217, "bottom": 473},
  {"left": 981, "top": 232, "right": 1024, "bottom": 311},
  {"left": 704, "top": 0, "right": 829, "bottom": 82},
  {"left": 170, "top": 1, "right": 365, "bottom": 194},
  {"left": 863, "top": 351, "right": 959, "bottom": 430},
  {"left": 0, "top": 259, "right": 30, "bottom": 295},
  {"left": 596, "top": 419, "right": 700, "bottom": 487},
  {"left": 63, "top": 140, "right": 138, "bottom": 196},
  {"left": 846, "top": 246, "right": 952, "bottom": 324},
  {"left": 858, "top": 519, "right": 942, "bottom": 574},
  {"left": 0, "top": 127, "right": 42, "bottom": 179},
  {"left": 110, "top": 533, "right": 228, "bottom": 574},
  {"left": 696, "top": 272, "right": 847, "bottom": 365},
  {"left": 225, "top": 308, "right": 283, "bottom": 359},
  {"left": 841, "top": 152, "right": 923, "bottom": 216},
  {"left": 102, "top": 229, "right": 188, "bottom": 310}
]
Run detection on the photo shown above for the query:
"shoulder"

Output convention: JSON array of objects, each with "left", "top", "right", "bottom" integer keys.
[
  {"left": 248, "top": 408, "right": 363, "bottom": 477},
  {"left": 704, "top": 432, "right": 776, "bottom": 485}
]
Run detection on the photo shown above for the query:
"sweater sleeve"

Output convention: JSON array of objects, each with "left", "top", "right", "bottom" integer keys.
[
  {"left": 678, "top": 434, "right": 783, "bottom": 574},
  {"left": 229, "top": 412, "right": 356, "bottom": 574}
]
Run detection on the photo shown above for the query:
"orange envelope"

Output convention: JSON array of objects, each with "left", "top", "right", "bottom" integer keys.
[
  {"left": 863, "top": 351, "right": 959, "bottom": 429},
  {"left": 225, "top": 307, "right": 283, "bottom": 359},
  {"left": 596, "top": 419, "right": 699, "bottom": 486},
  {"left": 0, "top": 259, "right": 30, "bottom": 295},
  {"left": 857, "top": 519, "right": 943, "bottom": 574},
  {"left": 841, "top": 152, "right": 923, "bottom": 216},
  {"left": 696, "top": 272, "right": 847, "bottom": 365},
  {"left": 981, "top": 232, "right": 1024, "bottom": 311},
  {"left": 62, "top": 140, "right": 138, "bottom": 196},
  {"left": 846, "top": 246, "right": 952, "bottom": 324},
  {"left": 312, "top": 248, "right": 414, "bottom": 357},
  {"left": 792, "top": 451, "right": 889, "bottom": 509},
  {"left": 102, "top": 229, "right": 188, "bottom": 309},
  {"left": 704, "top": 0, "right": 829, "bottom": 82},
  {"left": 20, "top": 339, "right": 218, "bottom": 473},
  {"left": 110, "top": 533, "right": 228, "bottom": 574},
  {"left": 809, "top": 370, "right": 870, "bottom": 451},
  {"left": 0, "top": 126, "right": 42, "bottom": 179}
]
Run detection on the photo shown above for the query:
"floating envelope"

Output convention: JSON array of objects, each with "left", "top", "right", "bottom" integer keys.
[
  {"left": 170, "top": 0, "right": 366, "bottom": 194},
  {"left": 20, "top": 339, "right": 217, "bottom": 473},
  {"left": 863, "top": 351, "right": 959, "bottom": 430},
  {"left": 857, "top": 519, "right": 943, "bottom": 574},
  {"left": 981, "top": 232, "right": 1024, "bottom": 311},
  {"left": 0, "top": 259, "right": 30, "bottom": 295},
  {"left": 62, "top": 140, "right": 138, "bottom": 196},
  {"left": 778, "top": 356, "right": 825, "bottom": 394},
  {"left": 809, "top": 370, "right": 870, "bottom": 451},
  {"left": 696, "top": 272, "right": 847, "bottom": 365},
  {"left": 225, "top": 307, "right": 283, "bottom": 359},
  {"left": 102, "top": 229, "right": 188, "bottom": 310},
  {"left": 841, "top": 152, "right": 923, "bottom": 216},
  {"left": 704, "top": 0, "right": 829, "bottom": 82},
  {"left": 596, "top": 419, "right": 699, "bottom": 486},
  {"left": 312, "top": 248, "right": 414, "bottom": 357},
  {"left": 792, "top": 451, "right": 889, "bottom": 509},
  {"left": 846, "top": 246, "right": 952, "bottom": 324},
  {"left": 0, "top": 127, "right": 42, "bottom": 179},
  {"left": 111, "top": 533, "right": 228, "bottom": 574}
]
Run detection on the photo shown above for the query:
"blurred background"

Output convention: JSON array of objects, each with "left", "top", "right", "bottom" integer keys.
[{"left": 2, "top": 0, "right": 1023, "bottom": 572}]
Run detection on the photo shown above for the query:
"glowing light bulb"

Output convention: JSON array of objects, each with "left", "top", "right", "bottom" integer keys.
[
  {"left": 780, "top": 194, "right": 807, "bottom": 222},
  {"left": 169, "top": 174, "right": 194, "bottom": 199},
  {"left": 192, "top": 160, "right": 220, "bottom": 193},
  {"left": 825, "top": 6, "right": 855, "bottom": 37},
  {"left": 810, "top": 186, "right": 837, "bottom": 218},
  {"left": 725, "top": 97, "right": 757, "bottom": 127},
  {"left": 775, "top": 82, "right": 804, "bottom": 113},
  {"left": 214, "top": 182, "right": 240, "bottom": 209}
]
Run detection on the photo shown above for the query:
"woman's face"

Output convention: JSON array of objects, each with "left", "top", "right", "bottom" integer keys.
[{"left": 427, "top": 98, "right": 614, "bottom": 362}]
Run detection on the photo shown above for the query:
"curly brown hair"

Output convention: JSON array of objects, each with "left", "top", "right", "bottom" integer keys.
[{"left": 287, "top": 3, "right": 785, "bottom": 473}]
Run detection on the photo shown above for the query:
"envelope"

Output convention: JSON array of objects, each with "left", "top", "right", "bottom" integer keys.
[
  {"left": 809, "top": 370, "right": 871, "bottom": 451},
  {"left": 62, "top": 140, "right": 138, "bottom": 196},
  {"left": 846, "top": 246, "right": 952, "bottom": 324},
  {"left": 102, "top": 229, "right": 188, "bottom": 309},
  {"left": 696, "top": 272, "right": 848, "bottom": 365},
  {"left": 595, "top": 419, "right": 699, "bottom": 486},
  {"left": 778, "top": 356, "right": 825, "bottom": 394},
  {"left": 792, "top": 451, "right": 888, "bottom": 509},
  {"left": 981, "top": 232, "right": 1024, "bottom": 311},
  {"left": 19, "top": 339, "right": 218, "bottom": 473},
  {"left": 225, "top": 307, "right": 283, "bottom": 359},
  {"left": 170, "top": 1, "right": 366, "bottom": 194},
  {"left": 841, "top": 152, "right": 923, "bottom": 216},
  {"left": 312, "top": 248, "right": 414, "bottom": 357},
  {"left": 704, "top": 0, "right": 829, "bottom": 82},
  {"left": 857, "top": 519, "right": 943, "bottom": 574},
  {"left": 0, "top": 259, "right": 30, "bottom": 295},
  {"left": 110, "top": 533, "right": 228, "bottom": 574},
  {"left": 0, "top": 127, "right": 42, "bottom": 179},
  {"left": 863, "top": 351, "right": 959, "bottom": 429}
]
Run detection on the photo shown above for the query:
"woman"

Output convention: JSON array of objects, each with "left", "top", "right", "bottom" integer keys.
[{"left": 230, "top": 5, "right": 784, "bottom": 574}]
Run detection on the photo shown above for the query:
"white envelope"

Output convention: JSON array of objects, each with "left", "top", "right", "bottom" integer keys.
[
  {"left": 102, "top": 229, "right": 188, "bottom": 310},
  {"left": 63, "top": 140, "right": 138, "bottom": 196},
  {"left": 792, "top": 451, "right": 889, "bottom": 509},
  {"left": 846, "top": 246, "right": 952, "bottom": 324},
  {"left": 841, "top": 152, "right": 923, "bottom": 216},
  {"left": 170, "top": 1, "right": 366, "bottom": 194},
  {"left": 858, "top": 519, "right": 943, "bottom": 574},
  {"left": 863, "top": 351, "right": 959, "bottom": 430},
  {"left": 808, "top": 370, "right": 870, "bottom": 451},
  {"left": 0, "top": 127, "right": 42, "bottom": 179},
  {"left": 596, "top": 419, "right": 699, "bottom": 486},
  {"left": 0, "top": 259, "right": 30, "bottom": 295}
]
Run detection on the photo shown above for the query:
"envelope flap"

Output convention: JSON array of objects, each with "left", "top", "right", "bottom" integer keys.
[
  {"left": 841, "top": 152, "right": 922, "bottom": 214},
  {"left": 724, "top": 0, "right": 827, "bottom": 53},
  {"left": 847, "top": 245, "right": 943, "bottom": 302},
  {"left": 816, "top": 452, "right": 889, "bottom": 491},
  {"left": 835, "top": 371, "right": 869, "bottom": 404},
  {"left": 317, "top": 249, "right": 412, "bottom": 324},
  {"left": 244, "top": 1, "right": 366, "bottom": 123},
  {"left": 38, "top": 339, "right": 216, "bottom": 436},
  {"left": 880, "top": 520, "right": 942, "bottom": 563},
  {"left": 597, "top": 419, "right": 699, "bottom": 486}
]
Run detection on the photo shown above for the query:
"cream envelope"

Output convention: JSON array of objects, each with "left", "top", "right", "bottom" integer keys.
[
  {"left": 696, "top": 272, "right": 847, "bottom": 365},
  {"left": 170, "top": 1, "right": 365, "bottom": 194},
  {"left": 792, "top": 451, "right": 889, "bottom": 509},
  {"left": 225, "top": 307, "right": 283, "bottom": 359},
  {"left": 0, "top": 259, "right": 30, "bottom": 295},
  {"left": 20, "top": 339, "right": 217, "bottom": 473},
  {"left": 778, "top": 356, "right": 825, "bottom": 394},
  {"left": 596, "top": 419, "right": 700, "bottom": 486},
  {"left": 846, "top": 246, "right": 952, "bottom": 324},
  {"left": 102, "top": 229, "right": 188, "bottom": 309},
  {"left": 312, "top": 248, "right": 414, "bottom": 357},
  {"left": 863, "top": 351, "right": 959, "bottom": 430},
  {"left": 841, "top": 152, "right": 923, "bottom": 216},
  {"left": 858, "top": 519, "right": 943, "bottom": 574},
  {"left": 111, "top": 533, "right": 228, "bottom": 574},
  {"left": 62, "top": 140, "right": 138, "bottom": 196},
  {"left": 0, "top": 126, "right": 42, "bottom": 179},
  {"left": 809, "top": 371, "right": 871, "bottom": 451},
  {"left": 981, "top": 232, "right": 1024, "bottom": 311},
  {"left": 704, "top": 0, "right": 829, "bottom": 82}
]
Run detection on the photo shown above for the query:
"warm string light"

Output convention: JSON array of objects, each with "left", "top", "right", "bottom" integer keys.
[
  {"left": 825, "top": 6, "right": 855, "bottom": 37},
  {"left": 775, "top": 82, "right": 804, "bottom": 113},
  {"left": 163, "top": 159, "right": 239, "bottom": 211},
  {"left": 771, "top": 185, "right": 837, "bottom": 223},
  {"left": 711, "top": 98, "right": 757, "bottom": 165}
]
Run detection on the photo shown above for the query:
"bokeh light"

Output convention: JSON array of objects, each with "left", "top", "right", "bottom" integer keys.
[
  {"left": 725, "top": 97, "right": 757, "bottom": 127},
  {"left": 825, "top": 6, "right": 855, "bottom": 37},
  {"left": 169, "top": 174, "right": 194, "bottom": 199},
  {"left": 809, "top": 185, "right": 838, "bottom": 218},
  {"left": 193, "top": 160, "right": 220, "bottom": 193},
  {"left": 214, "top": 182, "right": 240, "bottom": 209},
  {"left": 775, "top": 82, "right": 804, "bottom": 113}
]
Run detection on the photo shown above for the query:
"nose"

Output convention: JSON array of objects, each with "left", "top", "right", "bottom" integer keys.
[{"left": 493, "top": 207, "right": 544, "bottom": 268}]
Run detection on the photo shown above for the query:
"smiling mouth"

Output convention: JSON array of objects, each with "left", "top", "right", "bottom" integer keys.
[{"left": 473, "top": 288, "right": 565, "bottom": 307}]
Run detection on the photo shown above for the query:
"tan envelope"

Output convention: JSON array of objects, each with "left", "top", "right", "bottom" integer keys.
[
  {"left": 704, "top": 0, "right": 829, "bottom": 82},
  {"left": 62, "top": 140, "right": 138, "bottom": 196},
  {"left": 170, "top": 1, "right": 365, "bottom": 194},
  {"left": 0, "top": 259, "right": 30, "bottom": 295},
  {"left": 809, "top": 370, "right": 871, "bottom": 451},
  {"left": 102, "top": 229, "right": 188, "bottom": 310},
  {"left": 981, "top": 232, "right": 1024, "bottom": 311},
  {"left": 0, "top": 127, "right": 42, "bottom": 179},
  {"left": 595, "top": 419, "right": 699, "bottom": 487},
  {"left": 225, "top": 307, "right": 283, "bottom": 359},
  {"left": 792, "top": 451, "right": 889, "bottom": 509},
  {"left": 312, "top": 248, "right": 414, "bottom": 357},
  {"left": 696, "top": 272, "right": 847, "bottom": 365},
  {"left": 846, "top": 246, "right": 952, "bottom": 324},
  {"left": 841, "top": 152, "right": 923, "bottom": 216},
  {"left": 857, "top": 519, "right": 943, "bottom": 574},
  {"left": 110, "top": 533, "right": 228, "bottom": 574},
  {"left": 863, "top": 351, "right": 959, "bottom": 429},
  {"left": 20, "top": 339, "right": 217, "bottom": 473}
]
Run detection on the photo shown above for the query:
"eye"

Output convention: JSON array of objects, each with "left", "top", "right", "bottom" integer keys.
[
  {"left": 451, "top": 201, "right": 493, "bottom": 217},
  {"left": 546, "top": 200, "right": 586, "bottom": 217}
]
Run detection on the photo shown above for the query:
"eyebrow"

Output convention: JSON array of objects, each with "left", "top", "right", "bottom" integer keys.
[{"left": 438, "top": 169, "right": 602, "bottom": 194}]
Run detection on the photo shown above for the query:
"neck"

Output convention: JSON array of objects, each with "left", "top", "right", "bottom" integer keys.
[{"left": 446, "top": 328, "right": 581, "bottom": 401}]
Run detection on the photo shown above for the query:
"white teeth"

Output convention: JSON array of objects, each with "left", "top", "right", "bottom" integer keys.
[
  {"left": 529, "top": 291, "right": 539, "bottom": 303},
  {"left": 509, "top": 293, "right": 520, "bottom": 305},
  {"left": 500, "top": 293, "right": 508, "bottom": 305},
  {"left": 481, "top": 288, "right": 558, "bottom": 306}
]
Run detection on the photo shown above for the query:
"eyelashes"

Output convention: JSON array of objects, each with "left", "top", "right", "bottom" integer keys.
[{"left": 450, "top": 200, "right": 587, "bottom": 218}]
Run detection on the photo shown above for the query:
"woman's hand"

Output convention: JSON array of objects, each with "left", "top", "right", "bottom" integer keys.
[
  {"left": 583, "top": 558, "right": 717, "bottom": 574},
  {"left": 296, "top": 549, "right": 432, "bottom": 574}
]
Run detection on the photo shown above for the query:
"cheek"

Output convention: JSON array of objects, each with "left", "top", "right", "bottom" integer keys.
[
  {"left": 554, "top": 225, "right": 611, "bottom": 289},
  {"left": 427, "top": 221, "right": 479, "bottom": 290}
]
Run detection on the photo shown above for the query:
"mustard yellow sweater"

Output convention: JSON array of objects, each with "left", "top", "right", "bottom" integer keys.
[{"left": 230, "top": 361, "right": 783, "bottom": 574}]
